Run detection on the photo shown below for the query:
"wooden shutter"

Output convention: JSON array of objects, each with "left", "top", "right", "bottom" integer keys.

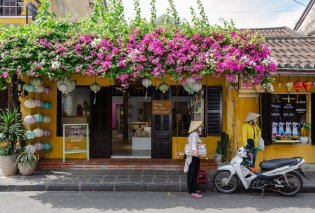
[
  {"left": 312, "top": 93, "right": 315, "bottom": 145},
  {"left": 260, "top": 93, "right": 272, "bottom": 145},
  {"left": 207, "top": 86, "right": 222, "bottom": 135},
  {"left": 0, "top": 90, "right": 8, "bottom": 110}
]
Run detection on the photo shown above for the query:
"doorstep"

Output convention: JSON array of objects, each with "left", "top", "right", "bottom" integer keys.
[{"left": 37, "top": 158, "right": 217, "bottom": 170}]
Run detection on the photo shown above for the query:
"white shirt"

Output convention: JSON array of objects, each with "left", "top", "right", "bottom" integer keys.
[{"left": 188, "top": 131, "right": 201, "bottom": 151}]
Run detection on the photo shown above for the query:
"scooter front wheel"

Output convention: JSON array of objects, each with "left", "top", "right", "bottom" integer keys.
[{"left": 213, "top": 170, "right": 239, "bottom": 193}]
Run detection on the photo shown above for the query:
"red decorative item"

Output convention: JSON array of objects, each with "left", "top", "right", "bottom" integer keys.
[
  {"left": 294, "top": 80, "right": 303, "bottom": 93},
  {"left": 303, "top": 80, "right": 312, "bottom": 92}
]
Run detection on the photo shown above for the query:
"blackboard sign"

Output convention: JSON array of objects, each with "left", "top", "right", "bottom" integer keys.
[
  {"left": 283, "top": 103, "right": 294, "bottom": 110},
  {"left": 296, "top": 100, "right": 306, "bottom": 113}
]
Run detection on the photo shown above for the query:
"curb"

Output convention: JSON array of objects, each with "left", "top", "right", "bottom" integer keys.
[{"left": 0, "top": 183, "right": 314, "bottom": 193}]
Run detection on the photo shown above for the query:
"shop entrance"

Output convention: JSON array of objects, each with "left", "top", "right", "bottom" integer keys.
[
  {"left": 89, "top": 87, "right": 112, "bottom": 157},
  {"left": 111, "top": 86, "right": 152, "bottom": 158}
]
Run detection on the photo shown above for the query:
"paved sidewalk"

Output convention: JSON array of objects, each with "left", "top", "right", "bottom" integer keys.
[{"left": 0, "top": 169, "right": 314, "bottom": 192}]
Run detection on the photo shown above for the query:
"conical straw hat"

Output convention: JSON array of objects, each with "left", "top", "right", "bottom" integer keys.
[
  {"left": 244, "top": 112, "right": 260, "bottom": 122},
  {"left": 188, "top": 121, "right": 203, "bottom": 133}
]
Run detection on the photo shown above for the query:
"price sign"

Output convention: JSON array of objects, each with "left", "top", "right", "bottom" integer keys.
[{"left": 152, "top": 100, "right": 172, "bottom": 115}]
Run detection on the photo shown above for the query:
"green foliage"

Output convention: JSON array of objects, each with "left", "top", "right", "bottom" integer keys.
[
  {"left": 216, "top": 132, "right": 229, "bottom": 162},
  {"left": 16, "top": 145, "right": 38, "bottom": 166},
  {"left": 0, "top": 108, "right": 26, "bottom": 156}
]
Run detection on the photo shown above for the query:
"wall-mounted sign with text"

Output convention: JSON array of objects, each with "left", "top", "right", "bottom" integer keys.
[{"left": 152, "top": 100, "right": 172, "bottom": 115}]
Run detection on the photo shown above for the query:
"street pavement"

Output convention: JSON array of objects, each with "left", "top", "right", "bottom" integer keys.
[
  {"left": 0, "top": 169, "right": 314, "bottom": 192},
  {"left": 1, "top": 191, "right": 315, "bottom": 213}
]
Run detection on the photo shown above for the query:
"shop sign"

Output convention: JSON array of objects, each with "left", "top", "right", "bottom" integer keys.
[
  {"left": 63, "top": 124, "right": 89, "bottom": 162},
  {"left": 152, "top": 100, "right": 171, "bottom": 115}
]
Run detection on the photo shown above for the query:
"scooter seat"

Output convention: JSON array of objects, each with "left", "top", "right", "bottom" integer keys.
[{"left": 260, "top": 158, "right": 298, "bottom": 170}]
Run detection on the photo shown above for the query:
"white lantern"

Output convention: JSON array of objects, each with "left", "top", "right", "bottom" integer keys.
[
  {"left": 24, "top": 99, "right": 36, "bottom": 109},
  {"left": 66, "top": 79, "right": 76, "bottom": 93},
  {"left": 25, "top": 144, "right": 36, "bottom": 153},
  {"left": 185, "top": 76, "right": 195, "bottom": 85},
  {"left": 35, "top": 86, "right": 44, "bottom": 93},
  {"left": 57, "top": 82, "right": 68, "bottom": 94},
  {"left": 23, "top": 84, "right": 35, "bottom": 92},
  {"left": 142, "top": 78, "right": 152, "bottom": 88},
  {"left": 43, "top": 129, "right": 52, "bottom": 137},
  {"left": 43, "top": 116, "right": 52, "bottom": 124},
  {"left": 183, "top": 84, "right": 195, "bottom": 95},
  {"left": 24, "top": 115, "right": 36, "bottom": 125},
  {"left": 90, "top": 82, "right": 101, "bottom": 104},
  {"left": 44, "top": 87, "right": 51, "bottom": 94},
  {"left": 33, "top": 128, "right": 44, "bottom": 137},
  {"left": 192, "top": 80, "right": 202, "bottom": 92},
  {"left": 159, "top": 82, "right": 169, "bottom": 93},
  {"left": 30, "top": 78, "right": 43, "bottom": 88}
]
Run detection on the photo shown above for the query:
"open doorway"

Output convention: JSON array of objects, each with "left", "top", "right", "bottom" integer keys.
[{"left": 111, "top": 87, "right": 152, "bottom": 158}]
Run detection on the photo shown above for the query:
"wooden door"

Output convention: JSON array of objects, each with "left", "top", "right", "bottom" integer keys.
[
  {"left": 90, "top": 87, "right": 112, "bottom": 158},
  {"left": 151, "top": 88, "right": 172, "bottom": 158}
]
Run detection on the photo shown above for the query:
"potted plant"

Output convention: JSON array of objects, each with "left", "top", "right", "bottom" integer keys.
[
  {"left": 16, "top": 145, "right": 37, "bottom": 176},
  {"left": 0, "top": 108, "right": 26, "bottom": 176},
  {"left": 300, "top": 122, "right": 311, "bottom": 144}
]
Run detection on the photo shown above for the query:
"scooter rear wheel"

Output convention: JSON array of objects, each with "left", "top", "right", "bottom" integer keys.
[
  {"left": 278, "top": 172, "right": 303, "bottom": 196},
  {"left": 213, "top": 170, "right": 239, "bottom": 193}
]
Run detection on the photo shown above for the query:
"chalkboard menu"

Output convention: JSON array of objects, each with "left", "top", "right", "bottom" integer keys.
[
  {"left": 296, "top": 100, "right": 306, "bottom": 113},
  {"left": 271, "top": 103, "right": 281, "bottom": 118},
  {"left": 282, "top": 103, "right": 295, "bottom": 118}
]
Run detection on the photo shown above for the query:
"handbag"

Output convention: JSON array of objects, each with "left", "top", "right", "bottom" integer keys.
[
  {"left": 246, "top": 139, "right": 255, "bottom": 149},
  {"left": 258, "top": 137, "right": 265, "bottom": 151}
]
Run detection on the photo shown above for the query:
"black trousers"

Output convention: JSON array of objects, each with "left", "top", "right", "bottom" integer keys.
[{"left": 187, "top": 156, "right": 200, "bottom": 194}]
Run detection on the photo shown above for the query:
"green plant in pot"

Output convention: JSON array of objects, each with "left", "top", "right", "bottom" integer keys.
[
  {"left": 300, "top": 122, "right": 311, "bottom": 144},
  {"left": 0, "top": 108, "right": 26, "bottom": 176},
  {"left": 16, "top": 145, "right": 38, "bottom": 176}
]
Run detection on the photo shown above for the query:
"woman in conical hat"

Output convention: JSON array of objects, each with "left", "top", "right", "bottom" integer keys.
[
  {"left": 242, "top": 112, "right": 261, "bottom": 168},
  {"left": 185, "top": 120, "right": 203, "bottom": 198}
]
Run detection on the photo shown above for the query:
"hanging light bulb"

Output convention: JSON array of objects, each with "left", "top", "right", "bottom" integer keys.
[
  {"left": 159, "top": 82, "right": 169, "bottom": 93},
  {"left": 90, "top": 82, "right": 101, "bottom": 104}
]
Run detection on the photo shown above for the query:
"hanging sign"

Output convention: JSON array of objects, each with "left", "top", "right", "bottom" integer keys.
[
  {"left": 63, "top": 124, "right": 89, "bottom": 162},
  {"left": 152, "top": 100, "right": 172, "bottom": 115}
]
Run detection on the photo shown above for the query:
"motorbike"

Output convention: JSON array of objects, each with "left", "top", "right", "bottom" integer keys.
[{"left": 213, "top": 147, "right": 308, "bottom": 196}]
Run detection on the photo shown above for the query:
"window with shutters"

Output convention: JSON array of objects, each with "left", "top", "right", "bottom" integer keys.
[
  {"left": 207, "top": 87, "right": 222, "bottom": 135},
  {"left": 0, "top": 0, "right": 23, "bottom": 16},
  {"left": 261, "top": 93, "right": 311, "bottom": 144}
]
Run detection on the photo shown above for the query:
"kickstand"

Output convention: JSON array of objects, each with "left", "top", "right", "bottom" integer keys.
[{"left": 261, "top": 188, "right": 265, "bottom": 198}]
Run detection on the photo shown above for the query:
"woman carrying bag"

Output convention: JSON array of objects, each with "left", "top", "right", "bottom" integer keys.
[{"left": 184, "top": 120, "right": 204, "bottom": 198}]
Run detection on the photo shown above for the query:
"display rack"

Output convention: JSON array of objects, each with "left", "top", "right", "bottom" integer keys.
[{"left": 190, "top": 90, "right": 205, "bottom": 121}]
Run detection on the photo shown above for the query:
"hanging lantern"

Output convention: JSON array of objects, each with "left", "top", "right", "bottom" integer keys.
[
  {"left": 66, "top": 79, "right": 76, "bottom": 93},
  {"left": 43, "top": 115, "right": 52, "bottom": 124},
  {"left": 294, "top": 80, "right": 303, "bottom": 93},
  {"left": 34, "top": 113, "right": 44, "bottom": 123},
  {"left": 34, "top": 141, "right": 43, "bottom": 151},
  {"left": 253, "top": 84, "right": 265, "bottom": 93},
  {"left": 313, "top": 82, "right": 315, "bottom": 88},
  {"left": 285, "top": 81, "right": 293, "bottom": 93},
  {"left": 303, "top": 79, "right": 312, "bottom": 92},
  {"left": 25, "top": 131, "right": 36, "bottom": 140},
  {"left": 44, "top": 87, "right": 51, "bottom": 94},
  {"left": 33, "top": 128, "right": 44, "bottom": 137},
  {"left": 30, "top": 78, "right": 43, "bottom": 88},
  {"left": 57, "top": 82, "right": 68, "bottom": 94},
  {"left": 192, "top": 80, "right": 202, "bottom": 92},
  {"left": 43, "top": 141, "right": 52, "bottom": 152},
  {"left": 183, "top": 84, "right": 195, "bottom": 95},
  {"left": 24, "top": 99, "right": 36, "bottom": 108},
  {"left": 35, "top": 100, "right": 43, "bottom": 107},
  {"left": 142, "top": 78, "right": 152, "bottom": 88},
  {"left": 185, "top": 76, "right": 195, "bottom": 85},
  {"left": 23, "top": 115, "right": 36, "bottom": 125},
  {"left": 35, "top": 86, "right": 44, "bottom": 93},
  {"left": 43, "top": 129, "right": 52, "bottom": 137},
  {"left": 142, "top": 78, "right": 152, "bottom": 100},
  {"left": 90, "top": 82, "right": 101, "bottom": 104},
  {"left": 159, "top": 82, "right": 169, "bottom": 93},
  {"left": 23, "top": 84, "right": 35, "bottom": 92},
  {"left": 43, "top": 101, "right": 52, "bottom": 109}
]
